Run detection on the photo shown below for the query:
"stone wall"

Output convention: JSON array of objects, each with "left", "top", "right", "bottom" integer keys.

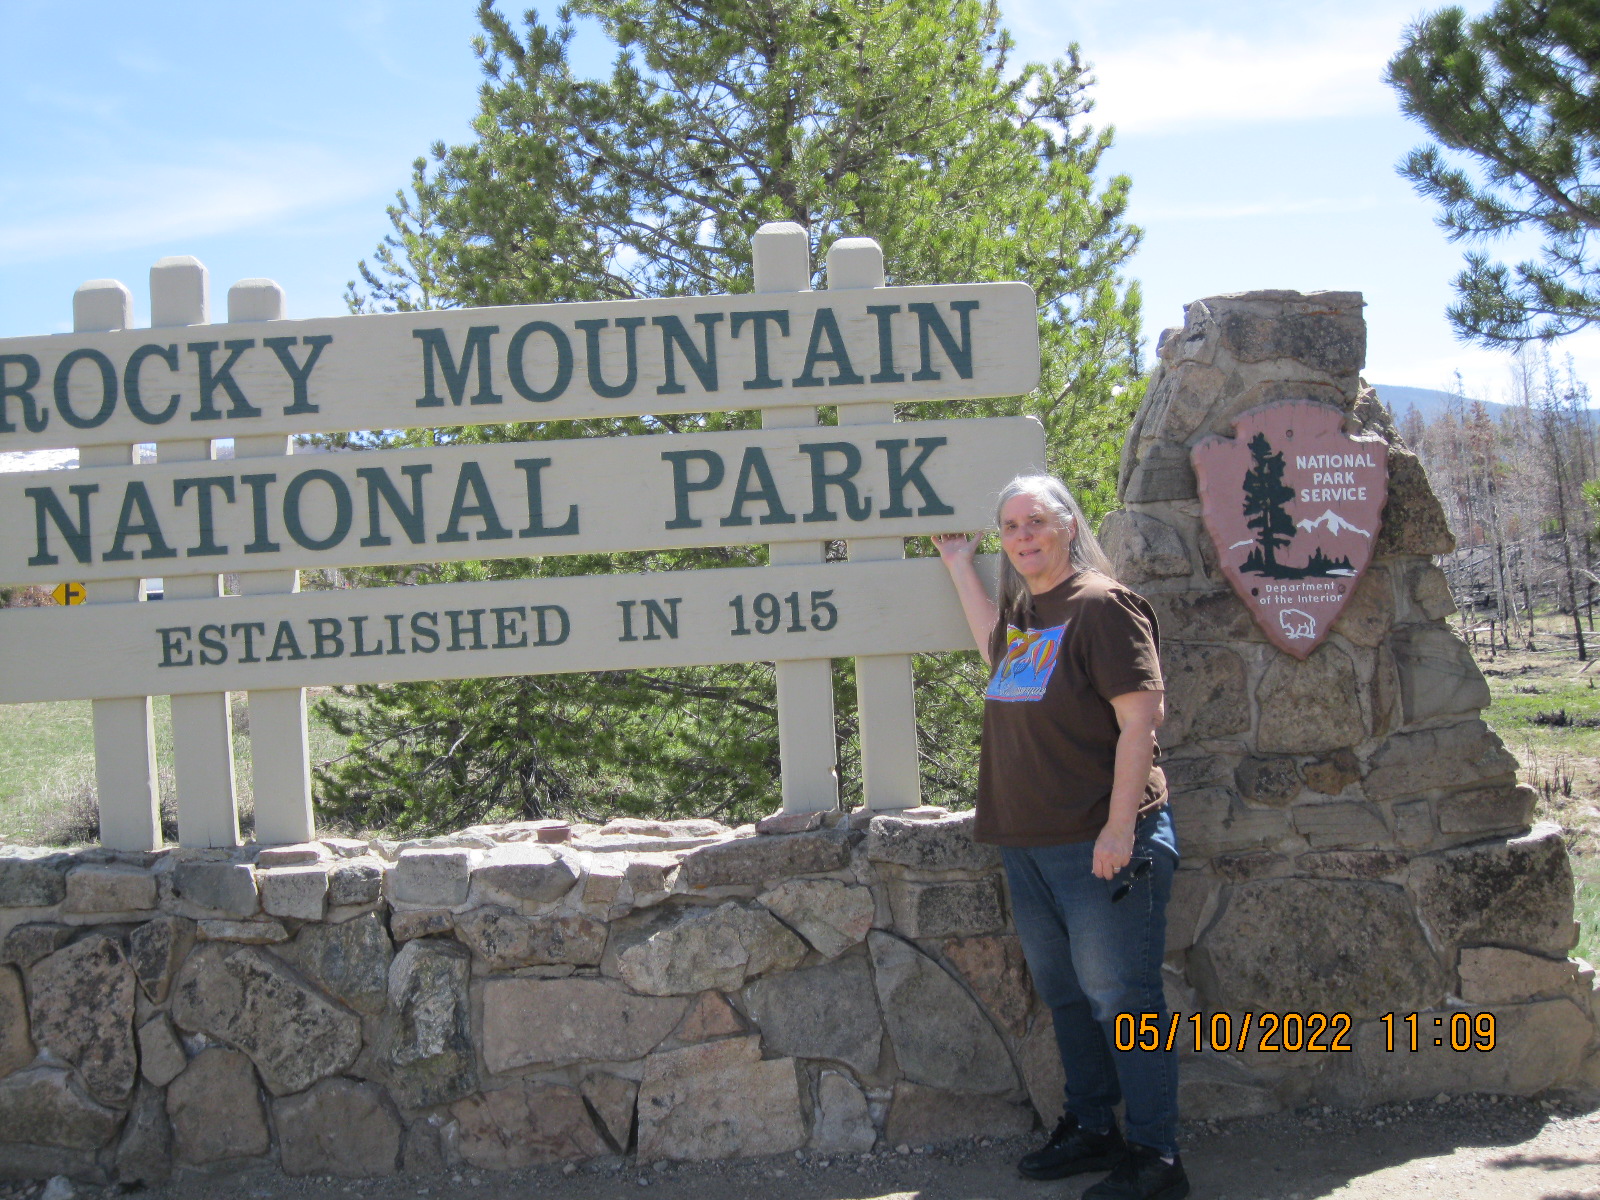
[
  {"left": 1105, "top": 288, "right": 1600, "bottom": 1117},
  {"left": 0, "top": 810, "right": 1063, "bottom": 1184}
]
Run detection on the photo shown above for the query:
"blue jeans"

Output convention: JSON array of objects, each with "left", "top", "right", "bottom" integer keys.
[{"left": 1003, "top": 807, "right": 1179, "bottom": 1156}]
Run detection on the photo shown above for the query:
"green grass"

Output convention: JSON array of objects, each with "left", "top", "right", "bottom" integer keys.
[{"left": 0, "top": 692, "right": 352, "bottom": 846}]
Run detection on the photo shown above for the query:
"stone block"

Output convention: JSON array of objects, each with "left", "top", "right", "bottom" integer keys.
[
  {"left": 1332, "top": 999, "right": 1594, "bottom": 1105},
  {"left": 883, "top": 1083, "right": 1034, "bottom": 1144},
  {"left": 320, "top": 837, "right": 371, "bottom": 858},
  {"left": 865, "top": 811, "right": 998, "bottom": 872},
  {"left": 1437, "top": 784, "right": 1536, "bottom": 834},
  {"left": 625, "top": 853, "right": 681, "bottom": 904},
  {"left": 1016, "top": 1012, "right": 1066, "bottom": 1123},
  {"left": 744, "top": 954, "right": 883, "bottom": 1076},
  {"left": 1376, "top": 448, "right": 1455, "bottom": 557},
  {"left": 1217, "top": 306, "right": 1365, "bottom": 374},
  {"left": 672, "top": 991, "right": 745, "bottom": 1043},
  {"left": 327, "top": 858, "right": 385, "bottom": 907},
  {"left": 1190, "top": 878, "right": 1444, "bottom": 1018},
  {"left": 758, "top": 878, "right": 875, "bottom": 958},
  {"left": 1100, "top": 509, "right": 1192, "bottom": 583},
  {"left": 1458, "top": 947, "right": 1579, "bottom": 1005},
  {"left": 614, "top": 902, "right": 806, "bottom": 995},
  {"left": 126, "top": 915, "right": 193, "bottom": 1003},
  {"left": 1295, "top": 850, "right": 1408, "bottom": 880},
  {"left": 276, "top": 1078, "right": 402, "bottom": 1177},
  {"left": 635, "top": 1036, "right": 805, "bottom": 1161},
  {"left": 581, "top": 858, "right": 627, "bottom": 909},
  {"left": 1291, "top": 801, "right": 1389, "bottom": 849},
  {"left": 1234, "top": 756, "right": 1301, "bottom": 807},
  {"left": 136, "top": 1014, "right": 186, "bottom": 1087},
  {"left": 255, "top": 843, "right": 324, "bottom": 867},
  {"left": 276, "top": 910, "right": 393, "bottom": 1016},
  {"left": 1393, "top": 799, "right": 1435, "bottom": 849},
  {"left": 680, "top": 828, "right": 857, "bottom": 887},
  {"left": 452, "top": 1081, "right": 607, "bottom": 1168},
  {"left": 1124, "top": 442, "right": 1197, "bottom": 503},
  {"left": 454, "top": 905, "right": 607, "bottom": 970},
  {"left": 581, "top": 1070, "right": 639, "bottom": 1152},
  {"left": 167, "top": 1048, "right": 269, "bottom": 1165},
  {"left": 1166, "top": 871, "right": 1215, "bottom": 952},
  {"left": 941, "top": 935, "right": 1033, "bottom": 1038},
  {"left": 755, "top": 810, "right": 827, "bottom": 834},
  {"left": 1169, "top": 788, "right": 1289, "bottom": 859},
  {"left": 29, "top": 933, "right": 136, "bottom": 1103},
  {"left": 0, "top": 849, "right": 70, "bottom": 908},
  {"left": 172, "top": 859, "right": 259, "bottom": 916},
  {"left": 1175, "top": 1057, "right": 1279, "bottom": 1121},
  {"left": 390, "top": 909, "right": 453, "bottom": 942},
  {"left": 1328, "top": 565, "right": 1393, "bottom": 647},
  {"left": 1362, "top": 720, "right": 1518, "bottom": 800},
  {"left": 0, "top": 1067, "right": 120, "bottom": 1151},
  {"left": 258, "top": 864, "right": 329, "bottom": 921},
  {"left": 170, "top": 944, "right": 362, "bottom": 1097},
  {"left": 0, "top": 923, "right": 73, "bottom": 969},
  {"left": 469, "top": 843, "right": 580, "bottom": 904},
  {"left": 1409, "top": 824, "right": 1576, "bottom": 957},
  {"left": 1213, "top": 850, "right": 1289, "bottom": 881},
  {"left": 1255, "top": 644, "right": 1365, "bottom": 753},
  {"left": 63, "top": 864, "right": 156, "bottom": 914},
  {"left": 386, "top": 939, "right": 478, "bottom": 1108},
  {"left": 1391, "top": 626, "right": 1491, "bottom": 724},
  {"left": 115, "top": 1081, "right": 173, "bottom": 1186},
  {"left": 1162, "top": 753, "right": 1234, "bottom": 794},
  {"left": 1162, "top": 644, "right": 1250, "bottom": 744},
  {"left": 810, "top": 1070, "right": 876, "bottom": 1154},
  {"left": 481, "top": 976, "right": 685, "bottom": 1073},
  {"left": 197, "top": 918, "right": 290, "bottom": 943},
  {"left": 1300, "top": 749, "right": 1361, "bottom": 796},
  {"left": 1405, "top": 560, "right": 1457, "bottom": 621},
  {"left": 390, "top": 848, "right": 473, "bottom": 907},
  {"left": 869, "top": 932, "right": 1017, "bottom": 1095},
  {"left": 1143, "top": 361, "right": 1227, "bottom": 444},
  {"left": 885, "top": 877, "right": 1004, "bottom": 939},
  {"left": 0, "top": 965, "right": 34, "bottom": 1079},
  {"left": 1147, "top": 589, "right": 1262, "bottom": 644}
]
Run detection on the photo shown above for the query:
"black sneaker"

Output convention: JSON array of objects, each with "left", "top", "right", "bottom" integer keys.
[
  {"left": 1081, "top": 1142, "right": 1190, "bottom": 1200},
  {"left": 1017, "top": 1114, "right": 1126, "bottom": 1180}
]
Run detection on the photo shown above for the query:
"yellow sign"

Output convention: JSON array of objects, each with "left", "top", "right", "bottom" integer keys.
[{"left": 51, "top": 582, "right": 87, "bottom": 606}]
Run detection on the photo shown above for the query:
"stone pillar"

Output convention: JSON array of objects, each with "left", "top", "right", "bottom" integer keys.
[{"left": 1107, "top": 290, "right": 1600, "bottom": 1115}]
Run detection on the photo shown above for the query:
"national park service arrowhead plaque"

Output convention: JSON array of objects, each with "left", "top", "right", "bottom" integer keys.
[{"left": 1191, "top": 401, "right": 1387, "bottom": 659}]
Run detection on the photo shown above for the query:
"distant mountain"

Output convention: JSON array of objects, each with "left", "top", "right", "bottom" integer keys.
[
  {"left": 1296, "top": 509, "right": 1373, "bottom": 538},
  {"left": 1368, "top": 384, "right": 1509, "bottom": 423}
]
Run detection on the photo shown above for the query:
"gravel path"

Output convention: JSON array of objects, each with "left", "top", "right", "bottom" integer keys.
[{"left": 3, "top": 1091, "right": 1597, "bottom": 1200}]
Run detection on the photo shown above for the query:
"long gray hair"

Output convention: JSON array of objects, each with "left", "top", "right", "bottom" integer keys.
[{"left": 995, "top": 474, "right": 1116, "bottom": 619}]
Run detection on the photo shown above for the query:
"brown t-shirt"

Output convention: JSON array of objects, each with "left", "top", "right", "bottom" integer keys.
[{"left": 975, "top": 570, "right": 1167, "bottom": 847}]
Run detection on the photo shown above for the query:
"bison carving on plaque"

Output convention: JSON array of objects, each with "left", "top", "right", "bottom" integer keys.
[{"left": 1190, "top": 401, "right": 1387, "bottom": 658}]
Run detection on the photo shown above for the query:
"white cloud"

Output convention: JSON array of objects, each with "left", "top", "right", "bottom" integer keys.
[{"left": 0, "top": 145, "right": 381, "bottom": 266}]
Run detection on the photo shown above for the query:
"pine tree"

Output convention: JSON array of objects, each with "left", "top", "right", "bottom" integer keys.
[
  {"left": 317, "top": 0, "right": 1144, "bottom": 833},
  {"left": 1240, "top": 433, "right": 1297, "bottom": 575}
]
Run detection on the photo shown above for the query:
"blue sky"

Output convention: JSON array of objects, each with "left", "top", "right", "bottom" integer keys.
[{"left": 3, "top": 0, "right": 1583, "bottom": 403}]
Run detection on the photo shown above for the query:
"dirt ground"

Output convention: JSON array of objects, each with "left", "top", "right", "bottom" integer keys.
[{"left": 3, "top": 1092, "right": 1597, "bottom": 1200}]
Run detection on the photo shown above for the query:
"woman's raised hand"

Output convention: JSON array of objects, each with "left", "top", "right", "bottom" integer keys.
[{"left": 932, "top": 532, "right": 979, "bottom": 564}]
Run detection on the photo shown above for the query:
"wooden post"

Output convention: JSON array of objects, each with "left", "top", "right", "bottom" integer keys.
[
  {"left": 150, "top": 256, "right": 241, "bottom": 848},
  {"left": 828, "top": 238, "right": 921, "bottom": 812},
  {"left": 228, "top": 279, "right": 314, "bottom": 845},
  {"left": 74, "top": 280, "right": 162, "bottom": 850},
  {"left": 753, "top": 222, "right": 839, "bottom": 813}
]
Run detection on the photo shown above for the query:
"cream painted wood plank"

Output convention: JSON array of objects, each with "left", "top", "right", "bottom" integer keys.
[
  {"left": 0, "top": 282, "right": 1041, "bottom": 452},
  {"left": 0, "top": 556, "right": 996, "bottom": 704},
  {"left": 830, "top": 237, "right": 920, "bottom": 812},
  {"left": 151, "top": 257, "right": 240, "bottom": 849},
  {"left": 0, "top": 416, "right": 1045, "bottom": 586},
  {"left": 74, "top": 278, "right": 162, "bottom": 851},
  {"left": 229, "top": 278, "right": 314, "bottom": 846},
  {"left": 755, "top": 223, "right": 837, "bottom": 814}
]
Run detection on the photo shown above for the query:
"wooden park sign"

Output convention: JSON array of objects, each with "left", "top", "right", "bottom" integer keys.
[
  {"left": 1191, "top": 400, "right": 1387, "bottom": 658},
  {"left": 0, "top": 227, "right": 1044, "bottom": 852}
]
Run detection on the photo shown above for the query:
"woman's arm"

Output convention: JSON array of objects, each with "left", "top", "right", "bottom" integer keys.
[
  {"left": 932, "top": 534, "right": 999, "bottom": 665},
  {"left": 1092, "top": 688, "right": 1166, "bottom": 880}
]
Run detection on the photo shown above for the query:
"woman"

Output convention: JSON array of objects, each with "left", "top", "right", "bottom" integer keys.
[{"left": 935, "top": 474, "right": 1186, "bottom": 1200}]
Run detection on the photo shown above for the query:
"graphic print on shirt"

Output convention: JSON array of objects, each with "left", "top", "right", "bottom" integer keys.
[{"left": 985, "top": 623, "right": 1066, "bottom": 702}]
